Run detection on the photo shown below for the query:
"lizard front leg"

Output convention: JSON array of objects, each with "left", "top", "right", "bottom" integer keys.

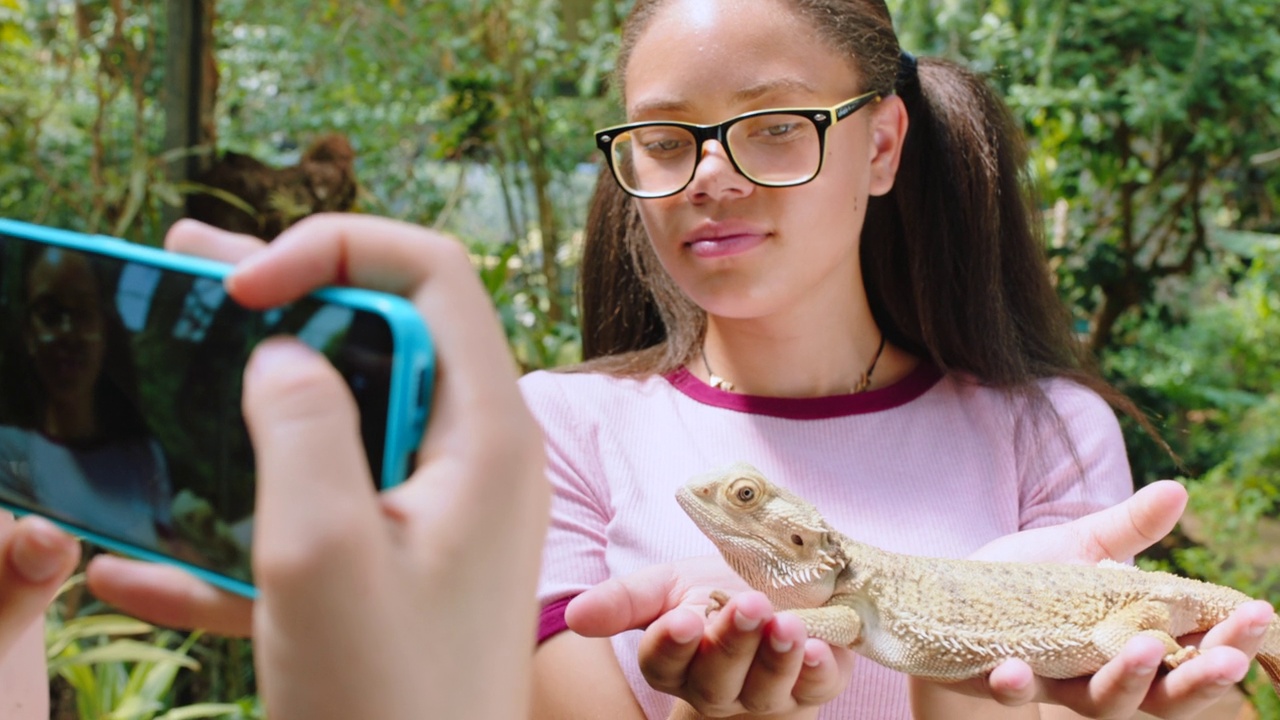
[
  {"left": 788, "top": 602, "right": 864, "bottom": 648},
  {"left": 705, "top": 591, "right": 864, "bottom": 647}
]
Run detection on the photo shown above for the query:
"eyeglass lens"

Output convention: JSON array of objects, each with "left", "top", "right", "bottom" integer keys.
[{"left": 610, "top": 113, "right": 821, "bottom": 196}]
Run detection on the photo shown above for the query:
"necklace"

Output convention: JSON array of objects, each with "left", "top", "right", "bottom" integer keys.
[{"left": 700, "top": 335, "right": 888, "bottom": 394}]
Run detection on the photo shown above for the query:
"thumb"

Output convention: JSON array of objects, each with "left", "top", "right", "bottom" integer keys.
[
  {"left": 0, "top": 515, "right": 80, "bottom": 658},
  {"left": 242, "top": 338, "right": 382, "bottom": 590},
  {"left": 1075, "top": 479, "right": 1187, "bottom": 563},
  {"left": 566, "top": 563, "right": 683, "bottom": 637}
]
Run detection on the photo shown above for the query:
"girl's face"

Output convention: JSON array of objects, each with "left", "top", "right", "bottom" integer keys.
[
  {"left": 624, "top": 0, "right": 902, "bottom": 325},
  {"left": 24, "top": 249, "right": 107, "bottom": 405}
]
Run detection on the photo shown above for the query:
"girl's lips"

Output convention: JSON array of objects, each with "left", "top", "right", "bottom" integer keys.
[
  {"left": 687, "top": 233, "right": 767, "bottom": 258},
  {"left": 683, "top": 222, "right": 770, "bottom": 259}
]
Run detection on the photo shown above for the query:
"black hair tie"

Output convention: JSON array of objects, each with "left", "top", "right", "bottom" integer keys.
[{"left": 897, "top": 50, "right": 919, "bottom": 90}]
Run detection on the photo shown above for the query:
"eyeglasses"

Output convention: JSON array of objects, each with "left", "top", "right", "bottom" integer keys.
[
  {"left": 27, "top": 296, "right": 103, "bottom": 344},
  {"left": 595, "top": 90, "right": 882, "bottom": 199}
]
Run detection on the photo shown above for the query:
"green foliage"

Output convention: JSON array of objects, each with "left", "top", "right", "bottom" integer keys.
[
  {"left": 1113, "top": 238, "right": 1280, "bottom": 709},
  {"left": 210, "top": 0, "right": 615, "bottom": 360},
  {"left": 894, "top": 0, "right": 1280, "bottom": 353},
  {"left": 0, "top": 0, "right": 182, "bottom": 242},
  {"left": 47, "top": 576, "right": 258, "bottom": 720},
  {"left": 1106, "top": 236, "right": 1280, "bottom": 477},
  {"left": 473, "top": 232, "right": 582, "bottom": 371}
]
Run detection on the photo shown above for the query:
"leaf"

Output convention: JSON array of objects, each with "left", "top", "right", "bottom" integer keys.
[
  {"left": 105, "top": 695, "right": 164, "bottom": 720},
  {"left": 174, "top": 181, "right": 260, "bottom": 217},
  {"left": 156, "top": 704, "right": 246, "bottom": 720},
  {"left": 112, "top": 159, "right": 151, "bottom": 237},
  {"left": 48, "top": 639, "right": 200, "bottom": 673},
  {"left": 46, "top": 615, "right": 155, "bottom": 659}
]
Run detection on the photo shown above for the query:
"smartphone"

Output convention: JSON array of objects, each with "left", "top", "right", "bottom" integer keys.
[{"left": 0, "top": 219, "right": 435, "bottom": 597}]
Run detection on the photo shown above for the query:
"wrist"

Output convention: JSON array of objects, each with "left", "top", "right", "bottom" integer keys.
[{"left": 909, "top": 675, "right": 1041, "bottom": 719}]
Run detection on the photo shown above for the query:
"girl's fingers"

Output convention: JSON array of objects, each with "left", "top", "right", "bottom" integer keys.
[
  {"left": 790, "top": 641, "right": 856, "bottom": 706},
  {"left": 637, "top": 606, "right": 705, "bottom": 695},
  {"left": 165, "top": 219, "right": 268, "bottom": 264},
  {"left": 0, "top": 516, "right": 79, "bottom": 656},
  {"left": 735, "top": 612, "right": 809, "bottom": 713},
  {"left": 85, "top": 555, "right": 253, "bottom": 637}
]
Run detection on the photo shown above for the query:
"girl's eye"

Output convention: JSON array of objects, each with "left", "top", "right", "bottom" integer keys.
[
  {"left": 762, "top": 123, "right": 798, "bottom": 137},
  {"left": 644, "top": 138, "right": 686, "bottom": 152}
]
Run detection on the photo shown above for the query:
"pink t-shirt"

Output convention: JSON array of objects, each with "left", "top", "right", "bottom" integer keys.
[{"left": 523, "top": 363, "right": 1132, "bottom": 719}]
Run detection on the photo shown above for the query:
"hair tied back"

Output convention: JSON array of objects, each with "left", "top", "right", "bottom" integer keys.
[{"left": 896, "top": 50, "right": 919, "bottom": 91}]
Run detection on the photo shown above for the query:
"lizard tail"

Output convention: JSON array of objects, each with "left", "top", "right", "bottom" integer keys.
[
  {"left": 1258, "top": 622, "right": 1280, "bottom": 696},
  {"left": 1256, "top": 652, "right": 1280, "bottom": 696}
]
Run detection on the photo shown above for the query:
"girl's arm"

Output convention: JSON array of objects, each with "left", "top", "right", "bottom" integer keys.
[
  {"left": 0, "top": 619, "right": 48, "bottom": 720},
  {"left": 911, "top": 679, "right": 1040, "bottom": 719},
  {"left": 0, "top": 513, "right": 81, "bottom": 720},
  {"left": 534, "top": 632, "right": 648, "bottom": 720}
]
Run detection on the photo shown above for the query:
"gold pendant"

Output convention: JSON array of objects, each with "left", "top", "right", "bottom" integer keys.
[{"left": 709, "top": 374, "right": 734, "bottom": 392}]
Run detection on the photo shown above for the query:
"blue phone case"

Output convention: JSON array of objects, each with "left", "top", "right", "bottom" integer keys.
[{"left": 0, "top": 218, "right": 435, "bottom": 597}]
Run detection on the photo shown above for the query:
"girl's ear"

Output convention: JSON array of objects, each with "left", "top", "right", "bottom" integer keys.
[{"left": 867, "top": 94, "right": 908, "bottom": 197}]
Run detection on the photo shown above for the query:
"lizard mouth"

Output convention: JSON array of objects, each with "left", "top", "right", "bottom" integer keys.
[{"left": 761, "top": 551, "right": 841, "bottom": 591}]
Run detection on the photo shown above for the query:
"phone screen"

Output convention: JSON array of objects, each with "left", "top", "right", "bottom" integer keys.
[{"left": 0, "top": 231, "right": 402, "bottom": 587}]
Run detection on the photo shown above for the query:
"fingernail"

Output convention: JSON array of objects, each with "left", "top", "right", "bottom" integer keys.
[
  {"left": 12, "top": 517, "right": 73, "bottom": 583},
  {"left": 1249, "top": 621, "right": 1269, "bottom": 638},
  {"left": 734, "top": 609, "right": 762, "bottom": 633},
  {"left": 770, "top": 634, "right": 794, "bottom": 654},
  {"left": 247, "top": 338, "right": 319, "bottom": 383},
  {"left": 1131, "top": 659, "right": 1160, "bottom": 675},
  {"left": 670, "top": 621, "right": 701, "bottom": 645},
  {"left": 802, "top": 638, "right": 823, "bottom": 667}
]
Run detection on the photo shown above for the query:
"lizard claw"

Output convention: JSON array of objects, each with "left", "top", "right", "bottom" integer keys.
[
  {"left": 706, "top": 589, "right": 730, "bottom": 618},
  {"left": 1164, "top": 645, "right": 1200, "bottom": 669}
]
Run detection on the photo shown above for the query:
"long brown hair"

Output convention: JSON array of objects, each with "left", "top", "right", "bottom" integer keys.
[{"left": 575, "top": 0, "right": 1159, "bottom": 444}]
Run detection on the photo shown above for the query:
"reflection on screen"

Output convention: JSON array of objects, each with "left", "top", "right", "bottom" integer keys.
[{"left": 0, "top": 234, "right": 395, "bottom": 583}]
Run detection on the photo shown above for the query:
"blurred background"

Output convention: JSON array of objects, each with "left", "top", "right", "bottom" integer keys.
[{"left": 1, "top": 0, "right": 1278, "bottom": 716}]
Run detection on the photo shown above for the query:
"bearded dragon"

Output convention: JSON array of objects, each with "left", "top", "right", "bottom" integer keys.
[{"left": 675, "top": 462, "right": 1280, "bottom": 691}]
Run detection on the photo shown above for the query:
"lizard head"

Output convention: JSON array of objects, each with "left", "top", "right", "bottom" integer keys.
[{"left": 677, "top": 462, "right": 844, "bottom": 608}]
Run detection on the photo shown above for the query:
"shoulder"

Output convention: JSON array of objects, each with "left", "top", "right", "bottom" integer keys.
[
  {"left": 0, "top": 427, "right": 34, "bottom": 497},
  {"left": 1037, "top": 375, "right": 1119, "bottom": 414},
  {"left": 937, "top": 373, "right": 1120, "bottom": 431},
  {"left": 519, "top": 367, "right": 664, "bottom": 394},
  {"left": 0, "top": 426, "right": 32, "bottom": 450},
  {"left": 1031, "top": 376, "right": 1124, "bottom": 441},
  {"left": 519, "top": 368, "right": 670, "bottom": 421}
]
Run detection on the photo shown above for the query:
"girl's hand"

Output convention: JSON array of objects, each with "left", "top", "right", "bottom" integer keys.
[
  {"left": 87, "top": 216, "right": 549, "bottom": 720},
  {"left": 0, "top": 513, "right": 80, "bottom": 720},
  {"left": 0, "top": 513, "right": 79, "bottom": 659},
  {"left": 568, "top": 556, "right": 856, "bottom": 717},
  {"left": 930, "top": 480, "right": 1271, "bottom": 719}
]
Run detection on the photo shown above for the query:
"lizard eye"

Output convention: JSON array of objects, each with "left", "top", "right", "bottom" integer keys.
[
  {"left": 735, "top": 486, "right": 755, "bottom": 502},
  {"left": 791, "top": 534, "right": 804, "bottom": 546}
]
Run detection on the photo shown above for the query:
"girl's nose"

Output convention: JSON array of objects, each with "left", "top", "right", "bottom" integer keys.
[{"left": 684, "top": 140, "right": 754, "bottom": 202}]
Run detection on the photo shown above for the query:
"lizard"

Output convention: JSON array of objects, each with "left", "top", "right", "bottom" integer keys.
[{"left": 674, "top": 461, "right": 1280, "bottom": 693}]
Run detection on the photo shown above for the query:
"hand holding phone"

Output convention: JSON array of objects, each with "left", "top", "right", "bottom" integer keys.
[
  {"left": 2, "top": 215, "right": 549, "bottom": 720},
  {"left": 0, "top": 218, "right": 434, "bottom": 597}
]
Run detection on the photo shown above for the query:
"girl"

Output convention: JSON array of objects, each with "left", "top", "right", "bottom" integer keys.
[
  {"left": 526, "top": 0, "right": 1270, "bottom": 718},
  {"left": 0, "top": 245, "right": 175, "bottom": 550}
]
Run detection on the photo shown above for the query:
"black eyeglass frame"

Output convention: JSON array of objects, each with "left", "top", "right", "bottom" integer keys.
[{"left": 594, "top": 90, "right": 882, "bottom": 199}]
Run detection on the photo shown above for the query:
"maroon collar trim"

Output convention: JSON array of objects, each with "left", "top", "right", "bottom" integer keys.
[{"left": 664, "top": 361, "right": 944, "bottom": 420}]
